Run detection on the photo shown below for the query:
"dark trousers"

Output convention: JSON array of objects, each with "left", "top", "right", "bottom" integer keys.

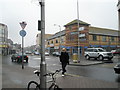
[{"left": 62, "top": 63, "right": 67, "bottom": 74}]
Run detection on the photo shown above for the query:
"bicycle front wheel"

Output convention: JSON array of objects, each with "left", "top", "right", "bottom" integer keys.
[
  {"left": 27, "top": 81, "right": 40, "bottom": 90},
  {"left": 54, "top": 85, "right": 62, "bottom": 90}
]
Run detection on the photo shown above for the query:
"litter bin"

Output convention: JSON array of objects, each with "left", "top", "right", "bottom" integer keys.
[{"left": 72, "top": 53, "right": 78, "bottom": 63}]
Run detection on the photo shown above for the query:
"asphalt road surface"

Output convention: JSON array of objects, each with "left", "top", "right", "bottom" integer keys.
[{"left": 2, "top": 55, "right": 120, "bottom": 84}]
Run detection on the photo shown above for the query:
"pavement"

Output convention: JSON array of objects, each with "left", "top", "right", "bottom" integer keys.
[
  {"left": 69, "top": 55, "right": 120, "bottom": 66},
  {"left": 69, "top": 59, "right": 103, "bottom": 66},
  {"left": 69, "top": 56, "right": 104, "bottom": 66}
]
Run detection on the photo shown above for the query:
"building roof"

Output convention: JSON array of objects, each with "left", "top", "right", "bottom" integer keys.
[
  {"left": 64, "top": 19, "right": 90, "bottom": 27},
  {"left": 89, "top": 26, "right": 119, "bottom": 36},
  {"left": 47, "top": 30, "right": 65, "bottom": 40}
]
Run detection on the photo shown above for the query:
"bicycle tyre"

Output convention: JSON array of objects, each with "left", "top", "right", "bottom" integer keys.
[
  {"left": 54, "top": 85, "right": 62, "bottom": 90},
  {"left": 27, "top": 81, "right": 40, "bottom": 90}
]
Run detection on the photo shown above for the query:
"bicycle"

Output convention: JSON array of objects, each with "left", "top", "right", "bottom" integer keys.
[{"left": 27, "top": 69, "right": 62, "bottom": 90}]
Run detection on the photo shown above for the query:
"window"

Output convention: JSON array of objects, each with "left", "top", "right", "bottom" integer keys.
[
  {"left": 51, "top": 41, "right": 53, "bottom": 44},
  {"left": 111, "top": 37, "right": 115, "bottom": 42},
  {"left": 86, "top": 49, "right": 93, "bottom": 52},
  {"left": 79, "top": 27, "right": 85, "bottom": 31},
  {"left": 102, "top": 36, "right": 106, "bottom": 42},
  {"left": 56, "top": 40, "right": 58, "bottom": 43},
  {"left": 69, "top": 26, "right": 72, "bottom": 30},
  {"left": 47, "top": 42, "right": 49, "bottom": 45},
  {"left": 93, "top": 35, "right": 97, "bottom": 41}
]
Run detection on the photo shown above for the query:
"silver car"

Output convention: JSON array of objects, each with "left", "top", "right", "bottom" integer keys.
[{"left": 84, "top": 48, "right": 113, "bottom": 60}]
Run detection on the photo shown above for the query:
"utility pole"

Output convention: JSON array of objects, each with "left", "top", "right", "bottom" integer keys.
[
  {"left": 77, "top": 0, "right": 80, "bottom": 62},
  {"left": 39, "top": 0, "right": 46, "bottom": 89}
]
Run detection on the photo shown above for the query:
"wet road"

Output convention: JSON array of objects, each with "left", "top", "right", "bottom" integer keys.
[{"left": 2, "top": 55, "right": 120, "bottom": 83}]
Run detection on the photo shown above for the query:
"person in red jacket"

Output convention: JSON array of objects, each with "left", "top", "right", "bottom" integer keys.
[{"left": 60, "top": 48, "right": 69, "bottom": 76}]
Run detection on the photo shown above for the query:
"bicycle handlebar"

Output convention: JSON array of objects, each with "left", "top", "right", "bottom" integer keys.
[{"left": 44, "top": 69, "right": 62, "bottom": 76}]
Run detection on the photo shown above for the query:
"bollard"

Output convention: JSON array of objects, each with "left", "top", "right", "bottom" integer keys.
[{"left": 72, "top": 53, "right": 78, "bottom": 63}]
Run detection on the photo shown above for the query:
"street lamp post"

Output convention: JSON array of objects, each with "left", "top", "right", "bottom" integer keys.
[
  {"left": 77, "top": 0, "right": 80, "bottom": 62},
  {"left": 39, "top": 0, "right": 46, "bottom": 89},
  {"left": 54, "top": 24, "right": 62, "bottom": 53}
]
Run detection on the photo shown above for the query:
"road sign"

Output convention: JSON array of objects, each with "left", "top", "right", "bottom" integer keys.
[
  {"left": 20, "top": 21, "right": 27, "bottom": 30},
  {"left": 19, "top": 30, "right": 26, "bottom": 37}
]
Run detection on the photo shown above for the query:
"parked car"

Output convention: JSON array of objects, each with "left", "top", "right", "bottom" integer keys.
[
  {"left": 84, "top": 48, "right": 113, "bottom": 60},
  {"left": 45, "top": 52, "right": 49, "bottom": 56},
  {"left": 52, "top": 52, "right": 60, "bottom": 57},
  {"left": 34, "top": 52, "right": 40, "bottom": 55},
  {"left": 25, "top": 51, "right": 32, "bottom": 54},
  {"left": 11, "top": 53, "right": 28, "bottom": 63},
  {"left": 114, "top": 63, "right": 120, "bottom": 74},
  {"left": 111, "top": 49, "right": 120, "bottom": 56}
]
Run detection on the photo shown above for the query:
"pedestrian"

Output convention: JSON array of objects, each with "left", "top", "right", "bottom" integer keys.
[{"left": 59, "top": 48, "right": 69, "bottom": 76}]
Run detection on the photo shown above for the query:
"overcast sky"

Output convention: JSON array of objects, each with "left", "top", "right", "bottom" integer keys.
[{"left": 0, "top": 0, "right": 118, "bottom": 47}]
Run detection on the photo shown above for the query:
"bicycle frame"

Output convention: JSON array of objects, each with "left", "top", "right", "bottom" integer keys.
[{"left": 28, "top": 69, "right": 62, "bottom": 90}]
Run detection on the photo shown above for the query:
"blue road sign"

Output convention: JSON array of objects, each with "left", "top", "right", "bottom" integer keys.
[{"left": 19, "top": 30, "right": 26, "bottom": 37}]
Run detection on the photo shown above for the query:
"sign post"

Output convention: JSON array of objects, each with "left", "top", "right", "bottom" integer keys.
[{"left": 19, "top": 21, "right": 27, "bottom": 69}]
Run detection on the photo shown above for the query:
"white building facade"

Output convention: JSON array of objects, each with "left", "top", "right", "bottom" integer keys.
[{"left": 0, "top": 23, "right": 8, "bottom": 55}]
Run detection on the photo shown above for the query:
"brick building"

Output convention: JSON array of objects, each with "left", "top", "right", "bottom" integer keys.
[{"left": 46, "top": 19, "right": 120, "bottom": 56}]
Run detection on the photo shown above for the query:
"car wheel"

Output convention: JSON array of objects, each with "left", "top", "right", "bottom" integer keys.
[
  {"left": 85, "top": 55, "right": 90, "bottom": 60},
  {"left": 26, "top": 59, "right": 28, "bottom": 63},
  {"left": 16, "top": 59, "right": 18, "bottom": 62},
  {"left": 98, "top": 55, "right": 103, "bottom": 60},
  {"left": 11, "top": 59, "right": 13, "bottom": 62},
  {"left": 11, "top": 57, "right": 14, "bottom": 62},
  {"left": 108, "top": 57, "right": 113, "bottom": 60}
]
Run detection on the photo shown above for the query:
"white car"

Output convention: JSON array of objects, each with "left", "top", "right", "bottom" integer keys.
[
  {"left": 84, "top": 48, "right": 113, "bottom": 60},
  {"left": 34, "top": 52, "right": 40, "bottom": 55},
  {"left": 45, "top": 52, "right": 49, "bottom": 56},
  {"left": 52, "top": 52, "right": 60, "bottom": 57}
]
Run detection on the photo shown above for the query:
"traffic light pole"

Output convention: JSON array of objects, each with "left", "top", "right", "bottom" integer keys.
[{"left": 39, "top": 0, "right": 46, "bottom": 89}]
